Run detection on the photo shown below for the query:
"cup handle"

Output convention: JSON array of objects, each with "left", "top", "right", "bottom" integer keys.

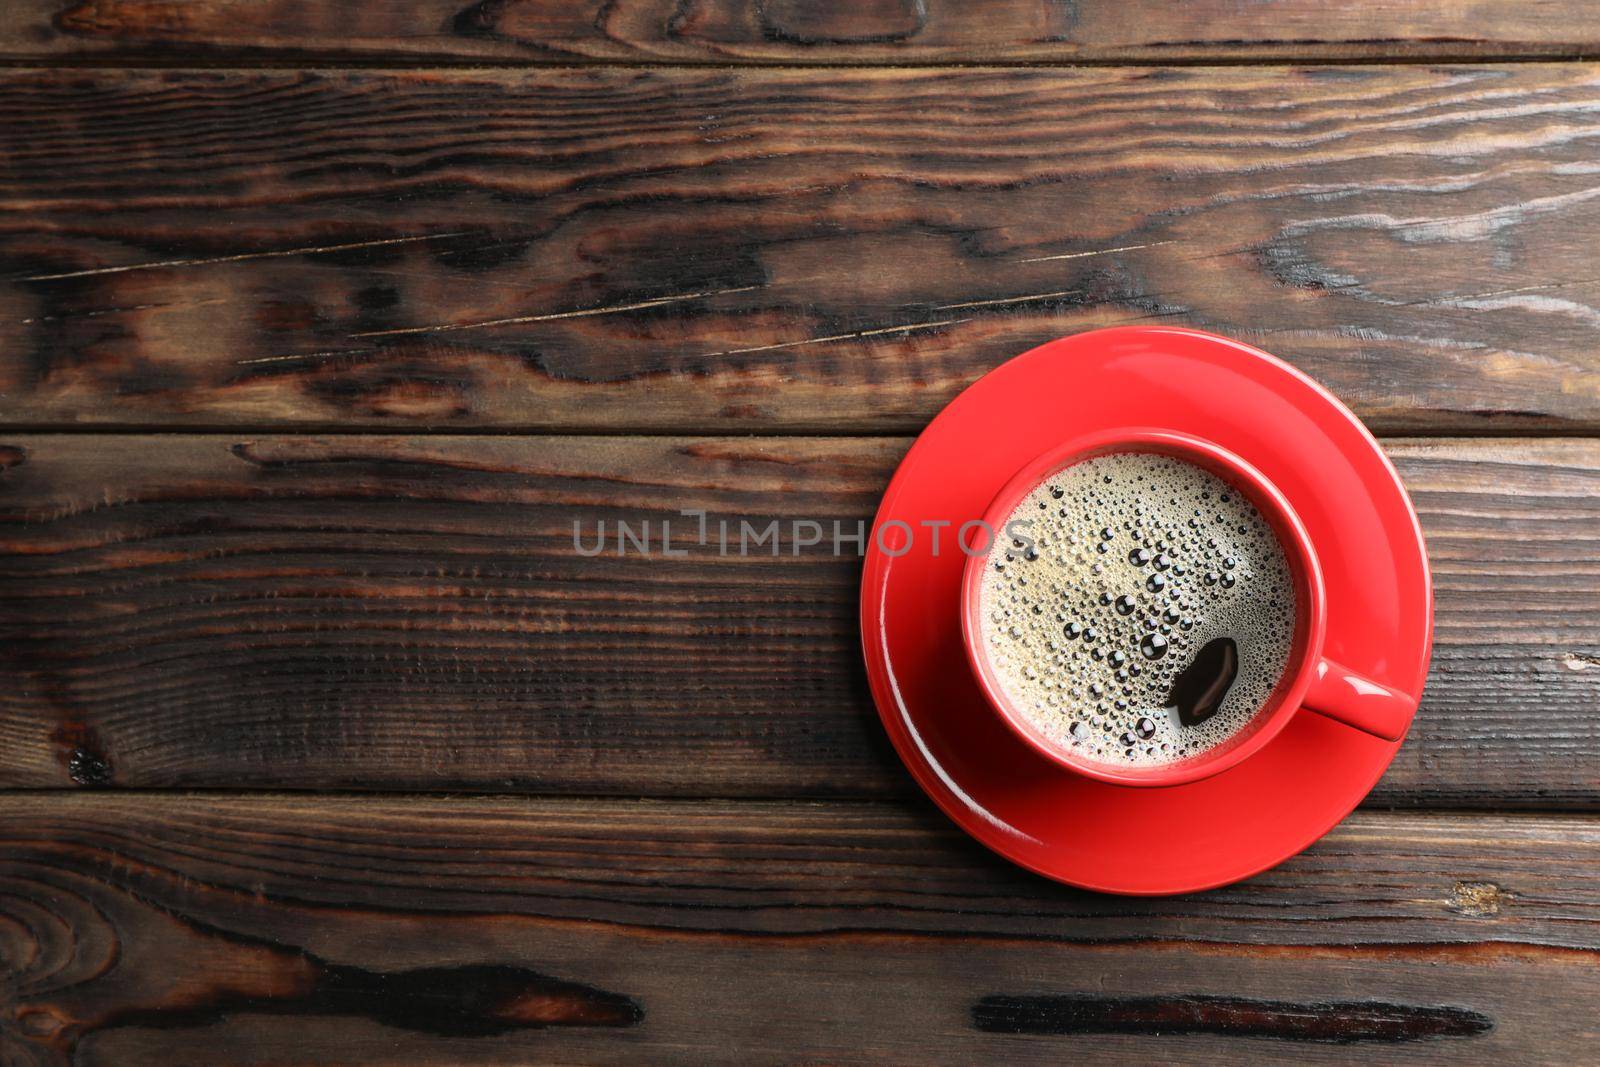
[{"left": 1302, "top": 658, "right": 1416, "bottom": 742}]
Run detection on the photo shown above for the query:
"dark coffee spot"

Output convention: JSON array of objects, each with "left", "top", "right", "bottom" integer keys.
[{"left": 1169, "top": 637, "right": 1238, "bottom": 727}]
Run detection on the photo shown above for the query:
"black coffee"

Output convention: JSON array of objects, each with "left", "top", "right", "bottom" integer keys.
[
  {"left": 1169, "top": 636, "right": 1239, "bottom": 728},
  {"left": 979, "top": 452, "right": 1295, "bottom": 767}
]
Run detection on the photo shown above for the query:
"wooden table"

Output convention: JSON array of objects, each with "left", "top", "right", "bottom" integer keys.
[{"left": 2, "top": 4, "right": 1598, "bottom": 1063}]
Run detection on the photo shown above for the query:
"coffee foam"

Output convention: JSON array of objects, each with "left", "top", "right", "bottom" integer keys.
[{"left": 978, "top": 451, "right": 1296, "bottom": 768}]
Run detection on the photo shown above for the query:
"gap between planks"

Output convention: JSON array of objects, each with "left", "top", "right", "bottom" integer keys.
[
  {"left": 0, "top": 788, "right": 1595, "bottom": 817},
  {"left": 0, "top": 425, "right": 1598, "bottom": 439},
  {"left": 2, "top": 55, "right": 1600, "bottom": 72}
]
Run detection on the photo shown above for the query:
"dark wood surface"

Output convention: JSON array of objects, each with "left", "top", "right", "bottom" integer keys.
[
  {"left": 2, "top": 4, "right": 1599, "bottom": 1065},
  {"left": 5, "top": 65, "right": 1600, "bottom": 434},
  {"left": 3, "top": 795, "right": 1598, "bottom": 1064},
  {"left": 2, "top": 434, "right": 1597, "bottom": 805},
  {"left": 6, "top": 0, "right": 1600, "bottom": 64}
]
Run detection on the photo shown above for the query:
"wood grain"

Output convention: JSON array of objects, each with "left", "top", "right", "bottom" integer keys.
[
  {"left": 2, "top": 795, "right": 1597, "bottom": 1064},
  {"left": 1, "top": 433, "right": 1596, "bottom": 802},
  {"left": 4, "top": 0, "right": 1600, "bottom": 65},
  {"left": 4, "top": 65, "right": 1600, "bottom": 433}
]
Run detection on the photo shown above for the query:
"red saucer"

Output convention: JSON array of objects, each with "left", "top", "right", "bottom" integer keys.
[{"left": 860, "top": 327, "right": 1432, "bottom": 894}]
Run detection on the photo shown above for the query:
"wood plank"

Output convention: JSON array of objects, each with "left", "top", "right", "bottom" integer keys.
[
  {"left": 3, "top": 66, "right": 1600, "bottom": 434},
  {"left": 4, "top": 1, "right": 1599, "bottom": 65},
  {"left": 1, "top": 795, "right": 1597, "bottom": 1064},
  {"left": 1, "top": 434, "right": 1596, "bottom": 803}
]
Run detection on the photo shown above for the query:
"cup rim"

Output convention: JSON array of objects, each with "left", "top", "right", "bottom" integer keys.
[{"left": 958, "top": 427, "right": 1328, "bottom": 788}]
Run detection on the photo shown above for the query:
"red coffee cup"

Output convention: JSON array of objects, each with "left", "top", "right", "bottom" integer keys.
[{"left": 959, "top": 427, "right": 1417, "bottom": 788}]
